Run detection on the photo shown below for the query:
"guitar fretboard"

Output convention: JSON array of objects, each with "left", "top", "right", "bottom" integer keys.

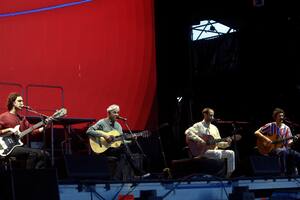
[{"left": 19, "top": 121, "right": 44, "bottom": 138}]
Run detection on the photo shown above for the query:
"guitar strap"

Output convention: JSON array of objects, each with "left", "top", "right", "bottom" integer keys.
[
  {"left": 16, "top": 113, "right": 23, "bottom": 121},
  {"left": 16, "top": 114, "right": 28, "bottom": 134}
]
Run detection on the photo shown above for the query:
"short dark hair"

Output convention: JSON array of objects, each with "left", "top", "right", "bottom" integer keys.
[
  {"left": 202, "top": 107, "right": 214, "bottom": 114},
  {"left": 7, "top": 92, "right": 21, "bottom": 111},
  {"left": 272, "top": 108, "right": 284, "bottom": 119}
]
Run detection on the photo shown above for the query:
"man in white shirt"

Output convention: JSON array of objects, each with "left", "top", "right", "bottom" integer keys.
[{"left": 185, "top": 107, "right": 235, "bottom": 178}]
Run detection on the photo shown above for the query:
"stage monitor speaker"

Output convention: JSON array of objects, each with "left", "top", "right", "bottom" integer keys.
[
  {"left": 64, "top": 154, "right": 111, "bottom": 180},
  {"left": 171, "top": 157, "right": 226, "bottom": 178},
  {"left": 0, "top": 169, "right": 59, "bottom": 200},
  {"left": 250, "top": 155, "right": 281, "bottom": 176}
]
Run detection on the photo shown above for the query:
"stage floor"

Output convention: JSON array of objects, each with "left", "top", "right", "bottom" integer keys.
[
  {"left": 58, "top": 175, "right": 300, "bottom": 200},
  {"left": 2, "top": 168, "right": 300, "bottom": 199}
]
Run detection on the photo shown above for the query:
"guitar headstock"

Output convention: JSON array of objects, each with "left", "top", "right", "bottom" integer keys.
[
  {"left": 231, "top": 134, "right": 242, "bottom": 141},
  {"left": 52, "top": 108, "right": 67, "bottom": 119},
  {"left": 134, "top": 130, "right": 151, "bottom": 138},
  {"left": 45, "top": 108, "right": 67, "bottom": 123},
  {"left": 294, "top": 134, "right": 300, "bottom": 140},
  {"left": 142, "top": 130, "right": 151, "bottom": 137}
]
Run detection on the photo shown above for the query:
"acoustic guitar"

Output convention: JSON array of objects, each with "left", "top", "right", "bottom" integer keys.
[
  {"left": 89, "top": 129, "right": 150, "bottom": 154},
  {"left": 186, "top": 134, "right": 242, "bottom": 157},
  {"left": 256, "top": 134, "right": 299, "bottom": 155}
]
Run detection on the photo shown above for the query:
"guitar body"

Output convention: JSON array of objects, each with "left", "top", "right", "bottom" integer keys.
[
  {"left": 186, "top": 134, "right": 242, "bottom": 157},
  {"left": 256, "top": 134, "right": 284, "bottom": 155},
  {"left": 89, "top": 130, "right": 123, "bottom": 154},
  {"left": 0, "top": 134, "right": 23, "bottom": 157},
  {"left": 89, "top": 129, "right": 150, "bottom": 154},
  {"left": 186, "top": 134, "right": 217, "bottom": 157}
]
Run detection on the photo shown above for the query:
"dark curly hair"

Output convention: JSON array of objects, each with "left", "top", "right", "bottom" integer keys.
[{"left": 7, "top": 92, "right": 21, "bottom": 111}]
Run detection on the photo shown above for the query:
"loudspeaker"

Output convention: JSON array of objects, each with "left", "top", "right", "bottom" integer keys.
[
  {"left": 64, "top": 155, "right": 111, "bottom": 180},
  {"left": 250, "top": 155, "right": 281, "bottom": 176},
  {"left": 0, "top": 169, "right": 59, "bottom": 200},
  {"left": 171, "top": 157, "right": 226, "bottom": 178}
]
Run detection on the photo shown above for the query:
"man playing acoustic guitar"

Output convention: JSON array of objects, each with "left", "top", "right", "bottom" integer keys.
[
  {"left": 87, "top": 104, "right": 147, "bottom": 180},
  {"left": 185, "top": 107, "right": 236, "bottom": 178},
  {"left": 255, "top": 107, "right": 300, "bottom": 175}
]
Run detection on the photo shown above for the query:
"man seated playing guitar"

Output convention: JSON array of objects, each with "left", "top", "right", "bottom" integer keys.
[
  {"left": 185, "top": 107, "right": 235, "bottom": 178},
  {"left": 86, "top": 104, "right": 147, "bottom": 180},
  {"left": 255, "top": 107, "right": 300, "bottom": 175},
  {"left": 0, "top": 92, "right": 50, "bottom": 169}
]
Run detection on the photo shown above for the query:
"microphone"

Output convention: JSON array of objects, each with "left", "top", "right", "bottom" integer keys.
[
  {"left": 212, "top": 118, "right": 221, "bottom": 123},
  {"left": 22, "top": 105, "right": 32, "bottom": 110},
  {"left": 283, "top": 118, "right": 292, "bottom": 124},
  {"left": 117, "top": 116, "right": 127, "bottom": 121}
]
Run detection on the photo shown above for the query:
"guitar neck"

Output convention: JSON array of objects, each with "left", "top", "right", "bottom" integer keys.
[
  {"left": 123, "top": 131, "right": 146, "bottom": 139},
  {"left": 19, "top": 121, "right": 44, "bottom": 138},
  {"left": 214, "top": 138, "right": 227, "bottom": 143},
  {"left": 272, "top": 136, "right": 294, "bottom": 144},
  {"left": 115, "top": 134, "right": 135, "bottom": 140},
  {"left": 17, "top": 108, "right": 66, "bottom": 139}
]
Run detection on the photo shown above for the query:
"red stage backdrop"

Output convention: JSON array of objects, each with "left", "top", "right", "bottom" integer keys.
[{"left": 0, "top": 0, "right": 157, "bottom": 130}]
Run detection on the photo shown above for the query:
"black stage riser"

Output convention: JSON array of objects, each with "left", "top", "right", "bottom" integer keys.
[{"left": 0, "top": 169, "right": 59, "bottom": 200}]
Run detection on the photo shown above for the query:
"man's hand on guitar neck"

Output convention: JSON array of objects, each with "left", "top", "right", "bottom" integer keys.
[
  {"left": 131, "top": 133, "right": 138, "bottom": 140},
  {"left": 38, "top": 127, "right": 44, "bottom": 133}
]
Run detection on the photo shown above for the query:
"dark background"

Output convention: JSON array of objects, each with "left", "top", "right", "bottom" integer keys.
[{"left": 154, "top": 0, "right": 300, "bottom": 169}]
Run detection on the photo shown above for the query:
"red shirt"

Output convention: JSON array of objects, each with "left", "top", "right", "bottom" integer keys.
[{"left": 0, "top": 111, "right": 39, "bottom": 135}]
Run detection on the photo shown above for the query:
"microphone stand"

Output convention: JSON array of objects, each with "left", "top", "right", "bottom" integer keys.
[
  {"left": 24, "top": 107, "right": 55, "bottom": 165},
  {"left": 123, "top": 121, "right": 147, "bottom": 159},
  {"left": 24, "top": 107, "right": 50, "bottom": 149},
  {"left": 24, "top": 107, "right": 50, "bottom": 119},
  {"left": 231, "top": 122, "right": 240, "bottom": 167},
  {"left": 156, "top": 130, "right": 172, "bottom": 179},
  {"left": 121, "top": 120, "right": 148, "bottom": 177}
]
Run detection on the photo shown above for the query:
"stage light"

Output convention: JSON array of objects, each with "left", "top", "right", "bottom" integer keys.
[{"left": 176, "top": 96, "right": 183, "bottom": 103}]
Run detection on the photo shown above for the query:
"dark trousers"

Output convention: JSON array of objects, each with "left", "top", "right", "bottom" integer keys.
[
  {"left": 271, "top": 148, "right": 300, "bottom": 175},
  {"left": 102, "top": 146, "right": 145, "bottom": 180},
  {"left": 9, "top": 146, "right": 50, "bottom": 169}
]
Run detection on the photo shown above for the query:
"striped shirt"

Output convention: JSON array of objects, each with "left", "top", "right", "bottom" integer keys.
[{"left": 259, "top": 122, "right": 292, "bottom": 146}]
